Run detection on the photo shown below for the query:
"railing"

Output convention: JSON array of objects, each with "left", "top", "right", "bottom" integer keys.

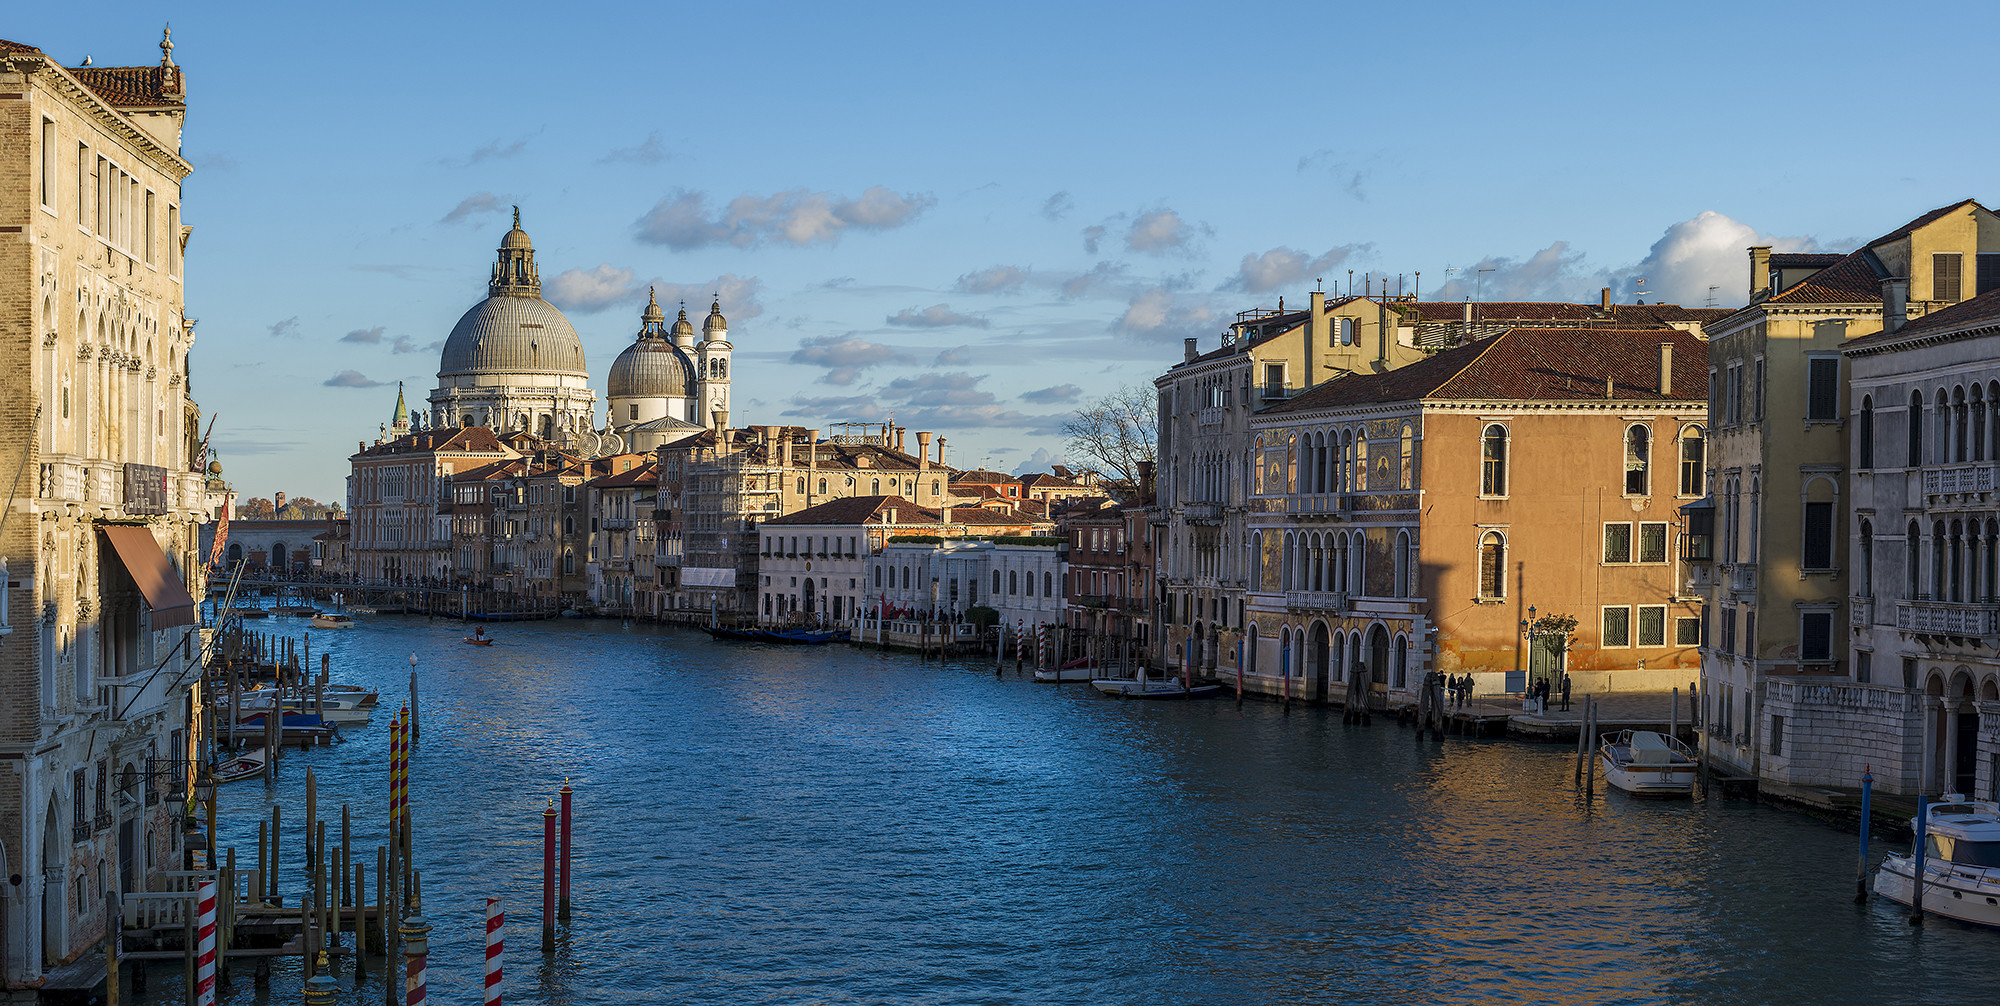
[
  {"left": 1284, "top": 590, "right": 1348, "bottom": 612},
  {"left": 1849, "top": 596, "right": 1872, "bottom": 627},
  {"left": 1923, "top": 464, "right": 2000, "bottom": 496},
  {"left": 1896, "top": 599, "right": 2000, "bottom": 635},
  {"left": 1288, "top": 493, "right": 1346, "bottom": 516},
  {"left": 1766, "top": 678, "right": 1919, "bottom": 714},
  {"left": 602, "top": 517, "right": 634, "bottom": 530},
  {"left": 1198, "top": 406, "right": 1228, "bottom": 427},
  {"left": 1182, "top": 502, "right": 1222, "bottom": 522}
]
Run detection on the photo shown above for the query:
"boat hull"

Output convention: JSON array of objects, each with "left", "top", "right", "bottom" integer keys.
[
  {"left": 1874, "top": 857, "right": 2000, "bottom": 928},
  {"left": 311, "top": 615, "right": 353, "bottom": 629},
  {"left": 1599, "top": 754, "right": 1697, "bottom": 796},
  {"left": 1032, "top": 667, "right": 1094, "bottom": 683},
  {"left": 1090, "top": 679, "right": 1222, "bottom": 699}
]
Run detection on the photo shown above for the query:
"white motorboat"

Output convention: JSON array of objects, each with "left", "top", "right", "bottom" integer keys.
[
  {"left": 1598, "top": 729, "right": 1697, "bottom": 797},
  {"left": 1874, "top": 796, "right": 2000, "bottom": 928},
  {"left": 231, "top": 690, "right": 375, "bottom": 725},
  {"left": 1090, "top": 668, "right": 1222, "bottom": 699},
  {"left": 1033, "top": 662, "right": 1095, "bottom": 683},
  {"left": 311, "top": 612, "right": 355, "bottom": 629}
]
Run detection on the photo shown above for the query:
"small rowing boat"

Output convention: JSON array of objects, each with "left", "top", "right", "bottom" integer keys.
[{"left": 214, "top": 749, "right": 267, "bottom": 784}]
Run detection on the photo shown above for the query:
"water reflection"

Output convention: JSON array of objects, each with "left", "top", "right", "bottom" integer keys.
[{"left": 154, "top": 616, "right": 1997, "bottom": 1005}]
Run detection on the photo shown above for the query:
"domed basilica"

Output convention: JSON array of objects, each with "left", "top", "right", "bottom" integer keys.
[{"left": 413, "top": 210, "right": 733, "bottom": 454}]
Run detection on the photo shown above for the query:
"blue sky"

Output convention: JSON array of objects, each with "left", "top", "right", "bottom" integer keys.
[{"left": 16, "top": 2, "right": 2000, "bottom": 501}]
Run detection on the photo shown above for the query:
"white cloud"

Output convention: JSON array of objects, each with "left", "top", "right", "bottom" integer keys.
[
  {"left": 1126, "top": 208, "right": 1199, "bottom": 255},
  {"left": 634, "top": 186, "right": 935, "bottom": 249},
  {"left": 1020, "top": 384, "right": 1081, "bottom": 404},
  {"left": 545, "top": 265, "right": 765, "bottom": 320},
  {"left": 886, "top": 304, "right": 989, "bottom": 329},
  {"left": 1610, "top": 210, "right": 1829, "bottom": 308},
  {"left": 1224, "top": 244, "right": 1368, "bottom": 293},
  {"left": 789, "top": 334, "right": 911, "bottom": 385},
  {"left": 323, "top": 370, "right": 386, "bottom": 388},
  {"left": 955, "top": 265, "right": 1028, "bottom": 294},
  {"left": 1431, "top": 242, "right": 1592, "bottom": 303},
  {"left": 1116, "top": 286, "right": 1220, "bottom": 343},
  {"left": 546, "top": 264, "right": 643, "bottom": 313},
  {"left": 1010, "top": 447, "right": 1064, "bottom": 475},
  {"left": 441, "top": 192, "right": 505, "bottom": 224}
]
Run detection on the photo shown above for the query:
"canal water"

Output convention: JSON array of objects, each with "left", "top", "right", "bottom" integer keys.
[{"left": 153, "top": 617, "right": 1994, "bottom": 1005}]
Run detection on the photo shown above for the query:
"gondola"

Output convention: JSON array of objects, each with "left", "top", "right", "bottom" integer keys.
[{"left": 702, "top": 626, "right": 848, "bottom": 645}]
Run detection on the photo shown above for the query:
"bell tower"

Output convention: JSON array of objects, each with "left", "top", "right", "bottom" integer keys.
[{"left": 697, "top": 298, "right": 732, "bottom": 430}]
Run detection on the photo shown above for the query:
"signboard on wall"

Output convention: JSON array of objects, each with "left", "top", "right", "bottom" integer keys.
[{"left": 123, "top": 464, "right": 168, "bottom": 515}]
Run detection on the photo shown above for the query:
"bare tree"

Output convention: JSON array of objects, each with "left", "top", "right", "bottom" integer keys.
[{"left": 1061, "top": 384, "right": 1158, "bottom": 484}]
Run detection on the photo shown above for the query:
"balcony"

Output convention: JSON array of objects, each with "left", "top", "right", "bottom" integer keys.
[
  {"left": 1285, "top": 590, "right": 1348, "bottom": 612},
  {"left": 1288, "top": 494, "right": 1346, "bottom": 518},
  {"left": 1182, "top": 502, "right": 1222, "bottom": 523},
  {"left": 1896, "top": 599, "right": 2000, "bottom": 637},
  {"left": 1922, "top": 464, "right": 2000, "bottom": 498},
  {"left": 603, "top": 517, "right": 634, "bottom": 530},
  {"left": 1728, "top": 565, "right": 1757, "bottom": 593},
  {"left": 1849, "top": 596, "right": 1872, "bottom": 627}
]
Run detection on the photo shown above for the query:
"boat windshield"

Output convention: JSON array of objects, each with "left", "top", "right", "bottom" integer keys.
[{"left": 1925, "top": 835, "right": 2000, "bottom": 868}]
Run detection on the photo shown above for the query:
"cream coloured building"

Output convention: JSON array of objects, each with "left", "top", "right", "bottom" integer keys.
[{"left": 1, "top": 32, "right": 213, "bottom": 982}]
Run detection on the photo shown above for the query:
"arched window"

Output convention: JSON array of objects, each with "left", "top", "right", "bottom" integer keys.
[
  {"left": 1624, "top": 425, "right": 1651, "bottom": 495},
  {"left": 1972, "top": 385, "right": 1987, "bottom": 462},
  {"left": 1935, "top": 389, "right": 1950, "bottom": 464},
  {"left": 871, "top": 479, "right": 881, "bottom": 494},
  {"left": 818, "top": 478, "right": 828, "bottom": 494},
  {"left": 1246, "top": 624, "right": 1258, "bottom": 675},
  {"left": 1044, "top": 572, "right": 1053, "bottom": 597},
  {"left": 874, "top": 566, "right": 883, "bottom": 588},
  {"left": 1280, "top": 628, "right": 1293, "bottom": 679},
  {"left": 1857, "top": 519, "right": 1873, "bottom": 599},
  {"left": 1400, "top": 423, "right": 1414, "bottom": 490},
  {"left": 1954, "top": 386, "right": 1970, "bottom": 463},
  {"left": 1481, "top": 424, "right": 1507, "bottom": 496},
  {"left": 1679, "top": 426, "right": 1705, "bottom": 495},
  {"left": 226, "top": 542, "right": 242, "bottom": 566},
  {"left": 1906, "top": 520, "right": 1921, "bottom": 600},
  {"left": 1353, "top": 432, "right": 1368, "bottom": 491},
  {"left": 1281, "top": 534, "right": 1296, "bottom": 591},
  {"left": 1394, "top": 530, "right": 1412, "bottom": 598},
  {"left": 1909, "top": 389, "right": 1925, "bottom": 466},
  {"left": 1478, "top": 531, "right": 1505, "bottom": 599},
  {"left": 797, "top": 477, "right": 807, "bottom": 495},
  {"left": 1932, "top": 520, "right": 1947, "bottom": 599},
  {"left": 1858, "top": 396, "right": 1874, "bottom": 469},
  {"left": 901, "top": 566, "right": 910, "bottom": 590},
  {"left": 1008, "top": 570, "right": 1018, "bottom": 595},
  {"left": 1394, "top": 635, "right": 1408, "bottom": 689}
]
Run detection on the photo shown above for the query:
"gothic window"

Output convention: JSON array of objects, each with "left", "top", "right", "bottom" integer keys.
[
  {"left": 1480, "top": 424, "right": 1507, "bottom": 496},
  {"left": 1478, "top": 531, "right": 1505, "bottom": 599},
  {"left": 1624, "top": 425, "right": 1651, "bottom": 496},
  {"left": 1679, "top": 426, "right": 1705, "bottom": 495}
]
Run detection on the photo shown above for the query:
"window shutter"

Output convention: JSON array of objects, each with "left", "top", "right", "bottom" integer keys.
[
  {"left": 1806, "top": 358, "right": 1838, "bottom": 422},
  {"left": 1934, "top": 253, "right": 1963, "bottom": 301}
]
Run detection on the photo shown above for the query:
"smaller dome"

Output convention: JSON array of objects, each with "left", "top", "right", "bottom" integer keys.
[
  {"left": 704, "top": 299, "right": 727, "bottom": 334},
  {"left": 670, "top": 306, "right": 695, "bottom": 340},
  {"left": 500, "top": 206, "right": 532, "bottom": 249},
  {"left": 608, "top": 338, "right": 697, "bottom": 400},
  {"left": 642, "top": 287, "right": 665, "bottom": 326}
]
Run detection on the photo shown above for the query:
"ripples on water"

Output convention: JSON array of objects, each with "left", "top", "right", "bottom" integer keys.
[{"left": 154, "top": 618, "right": 1997, "bottom": 1005}]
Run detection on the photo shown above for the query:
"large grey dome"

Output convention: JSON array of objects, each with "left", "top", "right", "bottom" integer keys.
[
  {"left": 437, "top": 296, "right": 588, "bottom": 378},
  {"left": 608, "top": 338, "right": 696, "bottom": 399}
]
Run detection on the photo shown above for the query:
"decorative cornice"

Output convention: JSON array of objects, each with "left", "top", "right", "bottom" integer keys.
[{"left": 2, "top": 53, "right": 191, "bottom": 180}]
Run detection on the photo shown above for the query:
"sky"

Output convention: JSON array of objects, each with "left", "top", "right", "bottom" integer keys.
[{"left": 15, "top": 1, "right": 2000, "bottom": 501}]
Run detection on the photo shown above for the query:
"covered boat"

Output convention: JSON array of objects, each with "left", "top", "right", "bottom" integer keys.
[
  {"left": 1598, "top": 729, "right": 1697, "bottom": 797},
  {"left": 1874, "top": 797, "right": 2000, "bottom": 928}
]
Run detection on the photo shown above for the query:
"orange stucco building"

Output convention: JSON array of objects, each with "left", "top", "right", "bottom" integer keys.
[{"left": 1238, "top": 327, "right": 1710, "bottom": 707}]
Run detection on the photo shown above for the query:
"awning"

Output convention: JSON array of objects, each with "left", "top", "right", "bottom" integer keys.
[{"left": 101, "top": 525, "right": 198, "bottom": 629}]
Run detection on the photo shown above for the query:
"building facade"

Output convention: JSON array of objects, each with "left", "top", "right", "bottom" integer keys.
[
  {"left": 1, "top": 31, "right": 211, "bottom": 981},
  {"left": 1694, "top": 200, "right": 2000, "bottom": 788}
]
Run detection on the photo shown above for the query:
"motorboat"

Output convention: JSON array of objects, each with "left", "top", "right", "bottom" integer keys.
[
  {"left": 231, "top": 690, "right": 374, "bottom": 725},
  {"left": 1874, "top": 796, "right": 2000, "bottom": 927},
  {"left": 464, "top": 635, "right": 495, "bottom": 646},
  {"left": 1091, "top": 668, "right": 1221, "bottom": 699},
  {"left": 213, "top": 749, "right": 267, "bottom": 784},
  {"left": 232, "top": 712, "right": 339, "bottom": 746},
  {"left": 702, "top": 626, "right": 847, "bottom": 645},
  {"left": 1034, "top": 658, "right": 1096, "bottom": 683},
  {"left": 311, "top": 612, "right": 355, "bottom": 629},
  {"left": 1598, "top": 729, "right": 1698, "bottom": 797}
]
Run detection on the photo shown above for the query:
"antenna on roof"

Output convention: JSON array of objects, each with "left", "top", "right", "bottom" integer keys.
[{"left": 1705, "top": 284, "right": 1720, "bottom": 308}]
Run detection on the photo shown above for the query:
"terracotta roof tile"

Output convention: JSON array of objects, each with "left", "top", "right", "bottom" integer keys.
[
  {"left": 1266, "top": 328, "right": 1708, "bottom": 413},
  {"left": 1845, "top": 286, "right": 2000, "bottom": 349},
  {"left": 71, "top": 65, "right": 184, "bottom": 107},
  {"left": 762, "top": 495, "right": 935, "bottom": 526},
  {"left": 1764, "top": 248, "right": 1885, "bottom": 304},
  {"left": 1771, "top": 253, "right": 1845, "bottom": 269}
]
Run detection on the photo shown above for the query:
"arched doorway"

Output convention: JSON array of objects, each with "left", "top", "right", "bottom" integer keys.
[
  {"left": 801, "top": 578, "right": 816, "bottom": 623},
  {"left": 1953, "top": 671, "right": 1979, "bottom": 795},
  {"left": 226, "top": 542, "right": 242, "bottom": 566},
  {"left": 271, "top": 542, "right": 288, "bottom": 570},
  {"left": 1368, "top": 625, "right": 1390, "bottom": 687},
  {"left": 1310, "top": 622, "right": 1331, "bottom": 702}
]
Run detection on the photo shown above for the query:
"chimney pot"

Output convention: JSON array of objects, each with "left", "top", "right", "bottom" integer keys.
[
  {"left": 1749, "top": 246, "right": 1772, "bottom": 300},
  {"left": 1184, "top": 337, "right": 1199, "bottom": 363},
  {"left": 1601, "top": 287, "right": 1612, "bottom": 311}
]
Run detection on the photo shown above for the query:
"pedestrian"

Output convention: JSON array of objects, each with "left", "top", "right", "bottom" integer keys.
[{"left": 1560, "top": 673, "right": 1572, "bottom": 712}]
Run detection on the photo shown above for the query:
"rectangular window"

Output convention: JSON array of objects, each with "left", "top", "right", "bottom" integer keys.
[
  {"left": 168, "top": 205, "right": 180, "bottom": 276},
  {"left": 1721, "top": 606, "right": 1737, "bottom": 655},
  {"left": 1637, "top": 605, "right": 1666, "bottom": 647},
  {"left": 1745, "top": 610, "right": 1756, "bottom": 657},
  {"left": 95, "top": 156, "right": 108, "bottom": 237},
  {"left": 1263, "top": 363, "right": 1284, "bottom": 396},
  {"left": 1638, "top": 522, "right": 1668, "bottom": 563},
  {"left": 1602, "top": 523, "right": 1632, "bottom": 563},
  {"left": 41, "top": 119, "right": 56, "bottom": 207},
  {"left": 1769, "top": 715, "right": 1785, "bottom": 756},
  {"left": 1979, "top": 253, "right": 2000, "bottom": 297},
  {"left": 1806, "top": 357, "right": 1839, "bottom": 422},
  {"left": 77, "top": 143, "right": 88, "bottom": 222},
  {"left": 1855, "top": 649, "right": 1872, "bottom": 683},
  {"left": 1799, "top": 611, "right": 1832, "bottom": 662},
  {"left": 1675, "top": 616, "right": 1701, "bottom": 646},
  {"left": 1934, "top": 252, "right": 1964, "bottom": 302},
  {"left": 1602, "top": 606, "right": 1631, "bottom": 647},
  {"left": 1725, "top": 365, "right": 1742, "bottom": 425},
  {"left": 1802, "top": 501, "right": 1834, "bottom": 569},
  {"left": 144, "top": 189, "right": 155, "bottom": 264}
]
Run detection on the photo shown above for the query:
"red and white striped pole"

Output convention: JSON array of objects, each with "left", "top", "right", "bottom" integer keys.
[
  {"left": 483, "top": 898, "right": 503, "bottom": 1006},
  {"left": 193, "top": 879, "right": 217, "bottom": 1006},
  {"left": 402, "top": 910, "right": 431, "bottom": 1006}
]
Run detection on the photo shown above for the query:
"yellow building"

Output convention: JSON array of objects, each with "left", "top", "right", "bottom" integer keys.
[{"left": 1690, "top": 199, "right": 2000, "bottom": 788}]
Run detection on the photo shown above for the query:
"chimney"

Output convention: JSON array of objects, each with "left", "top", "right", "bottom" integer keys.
[
  {"left": 1749, "top": 246, "right": 1772, "bottom": 300},
  {"left": 711, "top": 409, "right": 728, "bottom": 433},
  {"left": 1184, "top": 337, "right": 1199, "bottom": 363},
  {"left": 1600, "top": 287, "right": 1612, "bottom": 311},
  {"left": 916, "top": 432, "right": 932, "bottom": 485},
  {"left": 1605, "top": 376, "right": 1614, "bottom": 399},
  {"left": 1658, "top": 342, "right": 1673, "bottom": 396},
  {"left": 1306, "top": 289, "right": 1323, "bottom": 381},
  {"left": 1882, "top": 277, "right": 1909, "bottom": 333},
  {"left": 1137, "top": 459, "right": 1156, "bottom": 504},
  {"left": 713, "top": 423, "right": 731, "bottom": 458},
  {"left": 934, "top": 436, "right": 946, "bottom": 468},
  {"left": 777, "top": 428, "right": 791, "bottom": 470}
]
